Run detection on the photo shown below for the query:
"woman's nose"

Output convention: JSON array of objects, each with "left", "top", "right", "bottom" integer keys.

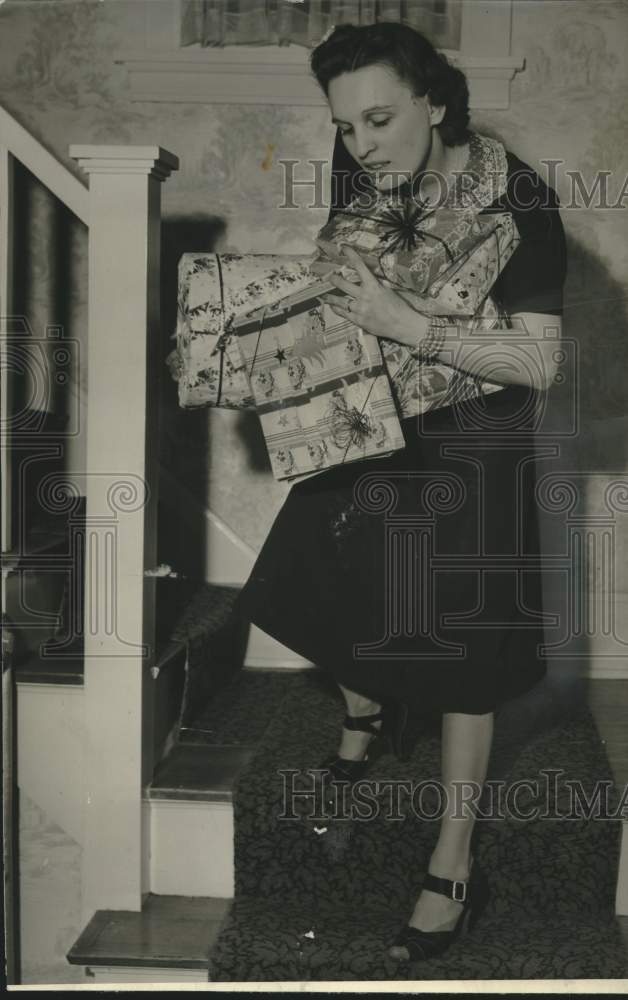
[{"left": 354, "top": 129, "right": 376, "bottom": 161}]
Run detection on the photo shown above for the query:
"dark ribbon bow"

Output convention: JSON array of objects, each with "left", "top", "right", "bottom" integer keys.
[{"left": 336, "top": 197, "right": 455, "bottom": 263}]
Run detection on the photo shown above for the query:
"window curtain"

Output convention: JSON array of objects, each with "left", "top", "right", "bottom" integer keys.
[{"left": 180, "top": 1, "right": 461, "bottom": 51}]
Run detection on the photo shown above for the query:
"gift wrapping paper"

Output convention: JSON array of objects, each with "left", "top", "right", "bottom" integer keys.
[
  {"left": 169, "top": 252, "right": 324, "bottom": 409},
  {"left": 233, "top": 301, "right": 405, "bottom": 482},
  {"left": 167, "top": 251, "right": 405, "bottom": 480},
  {"left": 312, "top": 206, "right": 519, "bottom": 316},
  {"left": 380, "top": 295, "right": 507, "bottom": 419}
]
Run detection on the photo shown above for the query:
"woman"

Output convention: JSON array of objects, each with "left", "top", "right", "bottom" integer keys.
[{"left": 237, "top": 22, "right": 566, "bottom": 963}]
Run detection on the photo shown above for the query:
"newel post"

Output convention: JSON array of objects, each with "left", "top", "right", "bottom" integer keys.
[{"left": 69, "top": 145, "right": 178, "bottom": 921}]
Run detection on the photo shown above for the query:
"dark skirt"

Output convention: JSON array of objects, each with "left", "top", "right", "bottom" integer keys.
[{"left": 237, "top": 384, "right": 548, "bottom": 715}]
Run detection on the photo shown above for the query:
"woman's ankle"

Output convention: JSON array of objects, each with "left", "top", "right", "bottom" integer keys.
[
  {"left": 344, "top": 694, "right": 381, "bottom": 718},
  {"left": 427, "top": 846, "right": 473, "bottom": 882}
]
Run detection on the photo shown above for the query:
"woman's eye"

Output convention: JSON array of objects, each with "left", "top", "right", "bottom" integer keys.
[{"left": 371, "top": 119, "right": 391, "bottom": 128}]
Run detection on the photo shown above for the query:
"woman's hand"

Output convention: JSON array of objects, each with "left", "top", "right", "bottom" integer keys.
[{"left": 320, "top": 245, "right": 430, "bottom": 346}]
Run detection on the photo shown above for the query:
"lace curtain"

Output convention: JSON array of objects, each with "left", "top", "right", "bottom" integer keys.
[{"left": 180, "top": 1, "right": 461, "bottom": 50}]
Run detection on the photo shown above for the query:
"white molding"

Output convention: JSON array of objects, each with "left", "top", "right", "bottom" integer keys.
[
  {"left": 69, "top": 145, "right": 179, "bottom": 181},
  {"left": 115, "top": 0, "right": 522, "bottom": 109},
  {"left": 84, "top": 966, "right": 208, "bottom": 983},
  {"left": 115, "top": 46, "right": 522, "bottom": 109}
]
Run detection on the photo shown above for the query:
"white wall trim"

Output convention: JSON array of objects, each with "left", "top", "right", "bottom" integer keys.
[
  {"left": 115, "top": 0, "right": 522, "bottom": 109},
  {"left": 115, "top": 47, "right": 523, "bottom": 109}
]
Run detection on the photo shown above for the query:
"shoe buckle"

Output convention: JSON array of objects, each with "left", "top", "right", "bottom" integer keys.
[{"left": 452, "top": 880, "right": 467, "bottom": 903}]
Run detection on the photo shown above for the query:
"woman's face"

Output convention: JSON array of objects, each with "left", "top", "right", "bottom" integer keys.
[{"left": 327, "top": 63, "right": 445, "bottom": 193}]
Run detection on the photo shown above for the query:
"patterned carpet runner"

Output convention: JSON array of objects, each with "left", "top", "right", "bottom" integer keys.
[{"left": 209, "top": 669, "right": 627, "bottom": 981}]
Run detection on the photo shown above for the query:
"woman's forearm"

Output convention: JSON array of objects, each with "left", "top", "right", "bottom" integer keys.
[{"left": 390, "top": 293, "right": 559, "bottom": 392}]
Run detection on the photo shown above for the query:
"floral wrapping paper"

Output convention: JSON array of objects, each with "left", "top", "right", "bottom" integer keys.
[
  {"left": 227, "top": 209, "right": 519, "bottom": 333},
  {"left": 167, "top": 252, "right": 406, "bottom": 481},
  {"left": 313, "top": 207, "right": 519, "bottom": 314},
  {"left": 380, "top": 295, "right": 507, "bottom": 419}
]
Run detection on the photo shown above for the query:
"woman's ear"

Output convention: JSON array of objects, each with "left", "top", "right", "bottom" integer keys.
[{"left": 427, "top": 100, "right": 446, "bottom": 127}]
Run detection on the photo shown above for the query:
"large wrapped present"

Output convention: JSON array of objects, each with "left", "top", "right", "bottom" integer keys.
[
  {"left": 229, "top": 301, "right": 405, "bottom": 482},
  {"left": 168, "top": 252, "right": 322, "bottom": 409},
  {"left": 167, "top": 251, "right": 405, "bottom": 480},
  {"left": 228, "top": 205, "right": 519, "bottom": 333},
  {"left": 311, "top": 200, "right": 520, "bottom": 315}
]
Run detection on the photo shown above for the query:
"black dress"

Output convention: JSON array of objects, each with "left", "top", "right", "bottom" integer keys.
[{"left": 236, "top": 140, "right": 567, "bottom": 716}]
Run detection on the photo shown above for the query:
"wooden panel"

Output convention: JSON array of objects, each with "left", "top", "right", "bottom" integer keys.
[
  {"left": 0, "top": 146, "right": 15, "bottom": 553},
  {"left": 67, "top": 893, "right": 230, "bottom": 970}
]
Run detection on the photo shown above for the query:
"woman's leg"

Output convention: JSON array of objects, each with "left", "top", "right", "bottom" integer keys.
[
  {"left": 392, "top": 709, "right": 494, "bottom": 945},
  {"left": 336, "top": 682, "right": 382, "bottom": 760}
]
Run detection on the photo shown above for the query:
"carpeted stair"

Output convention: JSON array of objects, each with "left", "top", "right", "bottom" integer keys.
[{"left": 209, "top": 669, "right": 628, "bottom": 981}]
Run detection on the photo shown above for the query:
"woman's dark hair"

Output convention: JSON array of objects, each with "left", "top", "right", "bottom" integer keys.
[{"left": 310, "top": 22, "right": 470, "bottom": 146}]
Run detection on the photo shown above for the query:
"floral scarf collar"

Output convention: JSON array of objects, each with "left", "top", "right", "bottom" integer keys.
[{"left": 363, "top": 131, "right": 509, "bottom": 215}]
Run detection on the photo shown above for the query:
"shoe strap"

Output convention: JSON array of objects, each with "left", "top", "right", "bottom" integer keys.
[
  {"left": 343, "top": 710, "right": 384, "bottom": 735},
  {"left": 423, "top": 872, "right": 470, "bottom": 904}
]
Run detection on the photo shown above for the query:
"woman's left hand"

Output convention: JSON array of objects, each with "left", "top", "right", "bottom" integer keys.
[{"left": 320, "top": 245, "right": 427, "bottom": 344}]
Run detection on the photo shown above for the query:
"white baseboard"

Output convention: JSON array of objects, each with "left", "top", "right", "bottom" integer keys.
[{"left": 83, "top": 966, "right": 208, "bottom": 983}]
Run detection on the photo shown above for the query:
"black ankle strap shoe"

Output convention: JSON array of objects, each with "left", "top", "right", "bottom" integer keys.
[{"left": 389, "top": 861, "right": 490, "bottom": 963}]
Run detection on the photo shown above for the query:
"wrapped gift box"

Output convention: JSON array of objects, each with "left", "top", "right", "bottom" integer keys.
[
  {"left": 167, "top": 250, "right": 405, "bottom": 480},
  {"left": 169, "top": 251, "right": 326, "bottom": 409},
  {"left": 234, "top": 301, "right": 405, "bottom": 481},
  {"left": 312, "top": 205, "right": 519, "bottom": 316}
]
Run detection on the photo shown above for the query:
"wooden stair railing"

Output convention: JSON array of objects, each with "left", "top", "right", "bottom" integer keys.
[{"left": 0, "top": 104, "right": 179, "bottom": 927}]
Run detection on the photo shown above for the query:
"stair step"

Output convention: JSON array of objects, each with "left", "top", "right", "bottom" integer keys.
[
  {"left": 144, "top": 670, "right": 304, "bottom": 898},
  {"left": 66, "top": 893, "right": 230, "bottom": 975},
  {"left": 178, "top": 667, "right": 295, "bottom": 745},
  {"left": 148, "top": 744, "right": 256, "bottom": 802}
]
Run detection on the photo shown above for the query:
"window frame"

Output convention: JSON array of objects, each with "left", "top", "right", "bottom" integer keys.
[{"left": 115, "top": 0, "right": 523, "bottom": 109}]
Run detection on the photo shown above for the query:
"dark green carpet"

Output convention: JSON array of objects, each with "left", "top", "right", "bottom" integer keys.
[
  {"left": 208, "top": 669, "right": 627, "bottom": 981},
  {"left": 180, "top": 670, "right": 297, "bottom": 746}
]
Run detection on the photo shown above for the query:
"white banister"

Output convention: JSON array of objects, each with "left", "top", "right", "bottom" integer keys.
[
  {"left": 0, "top": 106, "right": 89, "bottom": 225},
  {"left": 69, "top": 144, "right": 178, "bottom": 922}
]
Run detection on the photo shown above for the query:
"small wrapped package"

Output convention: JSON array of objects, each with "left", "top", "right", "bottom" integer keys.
[{"left": 232, "top": 301, "right": 405, "bottom": 482}]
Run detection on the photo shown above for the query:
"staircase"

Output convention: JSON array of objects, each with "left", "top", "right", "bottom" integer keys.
[{"left": 6, "top": 499, "right": 252, "bottom": 981}]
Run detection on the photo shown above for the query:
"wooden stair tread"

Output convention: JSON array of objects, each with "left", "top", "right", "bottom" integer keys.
[
  {"left": 147, "top": 743, "right": 256, "bottom": 802},
  {"left": 11, "top": 579, "right": 243, "bottom": 687},
  {"left": 66, "top": 894, "right": 230, "bottom": 970}
]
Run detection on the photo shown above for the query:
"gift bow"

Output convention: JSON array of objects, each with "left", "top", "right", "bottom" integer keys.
[
  {"left": 335, "top": 197, "right": 455, "bottom": 262},
  {"left": 327, "top": 389, "right": 374, "bottom": 455}
]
